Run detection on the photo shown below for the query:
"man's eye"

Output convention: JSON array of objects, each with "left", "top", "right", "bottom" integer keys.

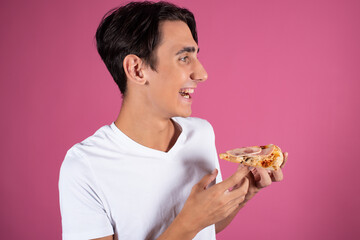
[{"left": 179, "top": 56, "right": 189, "bottom": 62}]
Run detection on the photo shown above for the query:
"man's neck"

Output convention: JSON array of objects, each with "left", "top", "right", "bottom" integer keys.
[{"left": 114, "top": 98, "right": 181, "bottom": 152}]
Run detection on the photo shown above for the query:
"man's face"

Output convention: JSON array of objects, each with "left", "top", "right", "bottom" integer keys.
[{"left": 144, "top": 20, "right": 208, "bottom": 118}]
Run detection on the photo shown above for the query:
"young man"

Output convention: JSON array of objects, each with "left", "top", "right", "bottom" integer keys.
[{"left": 59, "top": 2, "right": 287, "bottom": 240}]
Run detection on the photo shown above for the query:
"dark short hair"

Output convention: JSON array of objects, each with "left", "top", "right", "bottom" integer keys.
[{"left": 95, "top": 1, "right": 198, "bottom": 96}]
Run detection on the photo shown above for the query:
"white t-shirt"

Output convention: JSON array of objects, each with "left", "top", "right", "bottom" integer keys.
[{"left": 59, "top": 117, "right": 222, "bottom": 240}]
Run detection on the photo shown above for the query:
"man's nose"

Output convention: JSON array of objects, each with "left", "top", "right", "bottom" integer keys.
[{"left": 190, "top": 60, "right": 208, "bottom": 82}]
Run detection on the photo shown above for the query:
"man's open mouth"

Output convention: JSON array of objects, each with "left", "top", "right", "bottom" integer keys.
[{"left": 179, "top": 88, "right": 194, "bottom": 99}]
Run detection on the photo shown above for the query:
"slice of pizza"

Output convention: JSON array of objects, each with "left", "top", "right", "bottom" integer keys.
[{"left": 219, "top": 144, "right": 284, "bottom": 171}]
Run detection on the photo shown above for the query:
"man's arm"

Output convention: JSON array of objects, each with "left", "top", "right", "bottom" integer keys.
[
  {"left": 157, "top": 167, "right": 250, "bottom": 240},
  {"left": 90, "top": 153, "right": 287, "bottom": 239},
  {"left": 215, "top": 202, "right": 244, "bottom": 233}
]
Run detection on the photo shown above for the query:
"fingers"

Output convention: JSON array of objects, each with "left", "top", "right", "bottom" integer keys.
[
  {"left": 197, "top": 169, "right": 218, "bottom": 190},
  {"left": 246, "top": 172, "right": 256, "bottom": 187},
  {"left": 253, "top": 167, "right": 272, "bottom": 188},
  {"left": 227, "top": 177, "right": 249, "bottom": 199},
  {"left": 270, "top": 168, "right": 283, "bottom": 182},
  {"left": 269, "top": 151, "right": 287, "bottom": 181},
  {"left": 225, "top": 178, "right": 250, "bottom": 215},
  {"left": 219, "top": 165, "right": 250, "bottom": 191},
  {"left": 280, "top": 152, "right": 288, "bottom": 169},
  {"left": 221, "top": 177, "right": 249, "bottom": 213},
  {"left": 250, "top": 167, "right": 261, "bottom": 182}
]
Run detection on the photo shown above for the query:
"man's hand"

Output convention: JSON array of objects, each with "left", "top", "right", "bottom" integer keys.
[
  {"left": 158, "top": 166, "right": 250, "bottom": 239},
  {"left": 215, "top": 152, "right": 288, "bottom": 233},
  {"left": 241, "top": 152, "right": 288, "bottom": 204},
  {"left": 158, "top": 152, "right": 288, "bottom": 239}
]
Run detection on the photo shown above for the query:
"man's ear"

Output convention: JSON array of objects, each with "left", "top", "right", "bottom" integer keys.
[{"left": 123, "top": 54, "right": 147, "bottom": 85}]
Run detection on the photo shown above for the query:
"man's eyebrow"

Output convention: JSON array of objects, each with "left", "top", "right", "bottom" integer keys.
[{"left": 175, "top": 46, "right": 200, "bottom": 55}]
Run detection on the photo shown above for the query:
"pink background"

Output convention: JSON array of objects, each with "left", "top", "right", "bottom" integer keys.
[{"left": 1, "top": 0, "right": 359, "bottom": 239}]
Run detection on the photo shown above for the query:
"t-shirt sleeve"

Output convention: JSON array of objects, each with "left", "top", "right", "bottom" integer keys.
[{"left": 58, "top": 148, "right": 114, "bottom": 240}]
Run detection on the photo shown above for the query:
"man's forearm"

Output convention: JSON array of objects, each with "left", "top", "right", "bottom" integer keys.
[
  {"left": 156, "top": 214, "right": 199, "bottom": 240},
  {"left": 215, "top": 203, "right": 245, "bottom": 233}
]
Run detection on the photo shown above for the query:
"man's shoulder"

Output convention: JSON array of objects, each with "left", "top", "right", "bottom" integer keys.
[
  {"left": 60, "top": 124, "right": 115, "bottom": 177},
  {"left": 64, "top": 124, "right": 115, "bottom": 160},
  {"left": 80, "top": 124, "right": 113, "bottom": 145}
]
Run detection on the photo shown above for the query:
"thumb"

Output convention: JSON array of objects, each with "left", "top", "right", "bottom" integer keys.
[
  {"left": 197, "top": 169, "right": 218, "bottom": 190},
  {"left": 220, "top": 165, "right": 250, "bottom": 190}
]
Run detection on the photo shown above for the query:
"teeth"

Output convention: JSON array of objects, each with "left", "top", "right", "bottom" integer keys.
[{"left": 179, "top": 88, "right": 195, "bottom": 94}]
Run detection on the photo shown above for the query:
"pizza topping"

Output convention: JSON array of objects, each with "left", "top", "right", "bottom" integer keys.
[
  {"left": 227, "top": 146, "right": 262, "bottom": 157},
  {"left": 256, "top": 144, "right": 275, "bottom": 156}
]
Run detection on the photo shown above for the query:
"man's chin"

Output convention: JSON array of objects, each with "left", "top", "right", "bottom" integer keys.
[{"left": 173, "top": 109, "right": 192, "bottom": 118}]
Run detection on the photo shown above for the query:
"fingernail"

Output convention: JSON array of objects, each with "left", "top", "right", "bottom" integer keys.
[
  {"left": 239, "top": 164, "right": 248, "bottom": 169},
  {"left": 211, "top": 169, "right": 217, "bottom": 174},
  {"left": 249, "top": 167, "right": 255, "bottom": 171}
]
